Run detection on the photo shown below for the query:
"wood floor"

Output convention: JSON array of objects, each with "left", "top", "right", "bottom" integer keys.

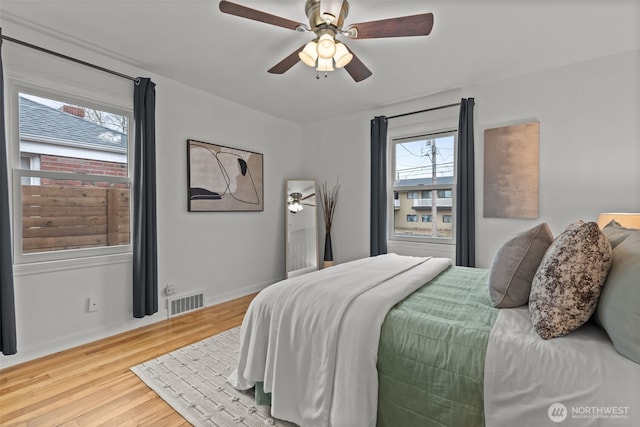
[{"left": 0, "top": 293, "right": 255, "bottom": 426}]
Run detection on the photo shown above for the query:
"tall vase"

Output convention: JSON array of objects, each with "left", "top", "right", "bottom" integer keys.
[{"left": 323, "top": 231, "right": 334, "bottom": 268}]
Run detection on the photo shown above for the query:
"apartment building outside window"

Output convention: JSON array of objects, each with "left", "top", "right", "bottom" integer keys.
[{"left": 391, "top": 131, "right": 457, "bottom": 242}]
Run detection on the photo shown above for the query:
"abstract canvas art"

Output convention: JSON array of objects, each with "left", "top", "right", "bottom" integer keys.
[
  {"left": 483, "top": 121, "right": 539, "bottom": 219},
  {"left": 187, "top": 139, "right": 263, "bottom": 212}
]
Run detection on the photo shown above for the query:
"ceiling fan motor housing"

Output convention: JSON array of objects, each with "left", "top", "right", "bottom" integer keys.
[{"left": 305, "top": 0, "right": 349, "bottom": 30}]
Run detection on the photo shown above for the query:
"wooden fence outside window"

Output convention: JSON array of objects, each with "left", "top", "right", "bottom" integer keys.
[{"left": 22, "top": 185, "right": 130, "bottom": 253}]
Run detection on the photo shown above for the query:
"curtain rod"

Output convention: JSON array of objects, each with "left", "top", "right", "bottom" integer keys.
[
  {"left": 387, "top": 102, "right": 461, "bottom": 120},
  {"left": 1, "top": 33, "right": 138, "bottom": 83}
]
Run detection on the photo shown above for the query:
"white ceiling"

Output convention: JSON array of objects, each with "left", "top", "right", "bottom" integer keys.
[{"left": 1, "top": 0, "right": 639, "bottom": 124}]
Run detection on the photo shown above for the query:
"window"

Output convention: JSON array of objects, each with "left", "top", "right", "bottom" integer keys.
[
  {"left": 437, "top": 189, "right": 452, "bottom": 198},
  {"left": 406, "top": 214, "right": 418, "bottom": 222},
  {"left": 406, "top": 191, "right": 419, "bottom": 199},
  {"left": 391, "top": 131, "right": 456, "bottom": 242},
  {"left": 14, "top": 91, "right": 132, "bottom": 262}
]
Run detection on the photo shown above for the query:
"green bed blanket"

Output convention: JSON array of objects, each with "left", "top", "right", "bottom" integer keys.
[
  {"left": 254, "top": 266, "right": 497, "bottom": 426},
  {"left": 377, "top": 266, "right": 498, "bottom": 427}
]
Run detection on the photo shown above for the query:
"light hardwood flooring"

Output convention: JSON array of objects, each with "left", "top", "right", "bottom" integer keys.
[{"left": 0, "top": 293, "right": 255, "bottom": 426}]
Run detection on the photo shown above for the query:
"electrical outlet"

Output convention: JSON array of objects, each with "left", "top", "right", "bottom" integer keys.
[{"left": 88, "top": 297, "right": 99, "bottom": 312}]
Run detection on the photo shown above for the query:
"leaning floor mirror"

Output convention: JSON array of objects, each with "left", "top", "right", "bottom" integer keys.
[{"left": 286, "top": 180, "right": 318, "bottom": 278}]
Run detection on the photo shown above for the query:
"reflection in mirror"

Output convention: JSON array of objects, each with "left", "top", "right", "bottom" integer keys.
[{"left": 286, "top": 180, "right": 318, "bottom": 278}]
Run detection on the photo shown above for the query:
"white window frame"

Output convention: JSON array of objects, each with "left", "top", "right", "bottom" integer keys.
[
  {"left": 387, "top": 125, "right": 458, "bottom": 246},
  {"left": 19, "top": 154, "right": 41, "bottom": 185},
  {"left": 7, "top": 79, "right": 134, "bottom": 266}
]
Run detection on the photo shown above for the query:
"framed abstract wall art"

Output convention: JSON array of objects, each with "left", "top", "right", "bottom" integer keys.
[
  {"left": 483, "top": 121, "right": 540, "bottom": 219},
  {"left": 187, "top": 139, "right": 264, "bottom": 212}
]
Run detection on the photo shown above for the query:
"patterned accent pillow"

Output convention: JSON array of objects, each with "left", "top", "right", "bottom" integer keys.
[
  {"left": 489, "top": 223, "right": 554, "bottom": 308},
  {"left": 529, "top": 221, "right": 612, "bottom": 339}
]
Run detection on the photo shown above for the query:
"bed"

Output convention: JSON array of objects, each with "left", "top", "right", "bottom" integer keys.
[{"left": 228, "top": 221, "right": 640, "bottom": 426}]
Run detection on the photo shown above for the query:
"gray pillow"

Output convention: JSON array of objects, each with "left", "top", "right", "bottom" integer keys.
[
  {"left": 529, "top": 221, "right": 612, "bottom": 339},
  {"left": 602, "top": 219, "right": 637, "bottom": 249},
  {"left": 489, "top": 223, "right": 554, "bottom": 308},
  {"left": 595, "top": 231, "right": 640, "bottom": 364}
]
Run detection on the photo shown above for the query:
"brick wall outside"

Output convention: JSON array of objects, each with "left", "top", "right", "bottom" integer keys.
[{"left": 40, "top": 154, "right": 128, "bottom": 187}]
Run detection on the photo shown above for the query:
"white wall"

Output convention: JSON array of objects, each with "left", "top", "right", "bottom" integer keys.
[
  {"left": 302, "top": 110, "right": 373, "bottom": 264},
  {"left": 473, "top": 50, "right": 640, "bottom": 267},
  {"left": 302, "top": 50, "right": 640, "bottom": 269},
  {"left": 1, "top": 21, "right": 303, "bottom": 367}
]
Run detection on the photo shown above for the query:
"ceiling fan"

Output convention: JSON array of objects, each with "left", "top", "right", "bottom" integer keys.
[
  {"left": 218, "top": 0, "right": 434, "bottom": 82},
  {"left": 288, "top": 191, "right": 315, "bottom": 213}
]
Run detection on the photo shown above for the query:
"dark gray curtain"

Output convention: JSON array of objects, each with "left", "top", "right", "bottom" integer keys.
[
  {"left": 0, "top": 29, "right": 17, "bottom": 355},
  {"left": 370, "top": 116, "right": 388, "bottom": 257},
  {"left": 455, "top": 98, "right": 475, "bottom": 267},
  {"left": 133, "top": 78, "right": 158, "bottom": 318}
]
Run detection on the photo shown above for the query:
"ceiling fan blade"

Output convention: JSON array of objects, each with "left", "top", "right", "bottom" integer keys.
[
  {"left": 268, "top": 45, "right": 305, "bottom": 74},
  {"left": 343, "top": 48, "right": 372, "bottom": 82},
  {"left": 219, "top": 1, "right": 303, "bottom": 31},
  {"left": 346, "top": 13, "right": 434, "bottom": 39},
  {"left": 301, "top": 193, "right": 316, "bottom": 201}
]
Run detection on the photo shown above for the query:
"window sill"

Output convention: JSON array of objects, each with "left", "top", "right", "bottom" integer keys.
[
  {"left": 389, "top": 235, "right": 454, "bottom": 245},
  {"left": 387, "top": 239, "right": 455, "bottom": 261},
  {"left": 13, "top": 252, "right": 132, "bottom": 276}
]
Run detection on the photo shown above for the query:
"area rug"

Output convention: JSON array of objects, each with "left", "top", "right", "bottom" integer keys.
[{"left": 131, "top": 327, "right": 294, "bottom": 426}]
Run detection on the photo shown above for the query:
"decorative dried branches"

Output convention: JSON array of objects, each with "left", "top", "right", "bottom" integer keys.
[{"left": 319, "top": 180, "right": 340, "bottom": 234}]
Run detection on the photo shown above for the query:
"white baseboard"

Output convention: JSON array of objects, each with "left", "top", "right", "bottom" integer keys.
[
  {"left": 0, "top": 277, "right": 285, "bottom": 369},
  {"left": 204, "top": 277, "right": 284, "bottom": 308},
  {"left": 1, "top": 314, "right": 161, "bottom": 369}
]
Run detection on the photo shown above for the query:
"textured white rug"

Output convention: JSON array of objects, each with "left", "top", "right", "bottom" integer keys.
[{"left": 131, "top": 327, "right": 294, "bottom": 426}]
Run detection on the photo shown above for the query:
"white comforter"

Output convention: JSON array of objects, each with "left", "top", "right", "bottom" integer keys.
[
  {"left": 485, "top": 307, "right": 640, "bottom": 427},
  {"left": 228, "top": 253, "right": 452, "bottom": 427}
]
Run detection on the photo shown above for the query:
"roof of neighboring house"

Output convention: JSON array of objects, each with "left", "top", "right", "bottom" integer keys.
[
  {"left": 395, "top": 176, "right": 455, "bottom": 187},
  {"left": 19, "top": 96, "right": 127, "bottom": 152}
]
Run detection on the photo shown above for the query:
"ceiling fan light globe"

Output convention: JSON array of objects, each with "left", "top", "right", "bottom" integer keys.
[
  {"left": 333, "top": 42, "right": 353, "bottom": 68},
  {"left": 299, "top": 41, "right": 318, "bottom": 67},
  {"left": 316, "top": 57, "right": 334, "bottom": 72},
  {"left": 317, "top": 33, "right": 336, "bottom": 59},
  {"left": 288, "top": 203, "right": 304, "bottom": 213},
  {"left": 288, "top": 192, "right": 304, "bottom": 213}
]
